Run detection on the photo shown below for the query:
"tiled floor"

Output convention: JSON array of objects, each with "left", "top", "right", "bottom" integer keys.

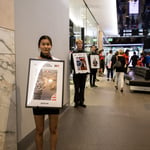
[{"left": 28, "top": 75, "right": 150, "bottom": 150}]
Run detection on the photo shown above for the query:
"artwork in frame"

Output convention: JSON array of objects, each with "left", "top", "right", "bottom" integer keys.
[
  {"left": 26, "top": 59, "right": 64, "bottom": 108},
  {"left": 72, "top": 53, "right": 90, "bottom": 74},
  {"left": 90, "top": 55, "right": 100, "bottom": 69}
]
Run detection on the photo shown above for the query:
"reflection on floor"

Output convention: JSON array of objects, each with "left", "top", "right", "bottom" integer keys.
[{"left": 28, "top": 75, "right": 150, "bottom": 150}]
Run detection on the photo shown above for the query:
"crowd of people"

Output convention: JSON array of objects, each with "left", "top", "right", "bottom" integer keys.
[
  {"left": 70, "top": 40, "right": 150, "bottom": 107},
  {"left": 31, "top": 36, "right": 150, "bottom": 150}
]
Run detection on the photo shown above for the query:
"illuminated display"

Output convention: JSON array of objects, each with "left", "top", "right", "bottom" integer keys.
[{"left": 129, "top": 0, "right": 139, "bottom": 14}]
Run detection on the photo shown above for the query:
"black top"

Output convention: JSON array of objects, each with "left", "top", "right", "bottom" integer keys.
[
  {"left": 116, "top": 55, "right": 126, "bottom": 72},
  {"left": 111, "top": 54, "right": 117, "bottom": 68},
  {"left": 130, "top": 55, "right": 139, "bottom": 66}
]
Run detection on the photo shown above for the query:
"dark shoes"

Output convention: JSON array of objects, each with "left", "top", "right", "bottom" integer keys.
[
  {"left": 115, "top": 86, "right": 123, "bottom": 92},
  {"left": 96, "top": 79, "right": 99, "bottom": 81},
  {"left": 74, "top": 104, "right": 79, "bottom": 108},
  {"left": 120, "top": 88, "right": 123, "bottom": 93},
  {"left": 91, "top": 85, "right": 98, "bottom": 87},
  {"left": 80, "top": 104, "right": 87, "bottom": 108},
  {"left": 115, "top": 86, "right": 118, "bottom": 90},
  {"left": 74, "top": 103, "right": 87, "bottom": 108},
  {"left": 93, "top": 85, "right": 98, "bottom": 87}
]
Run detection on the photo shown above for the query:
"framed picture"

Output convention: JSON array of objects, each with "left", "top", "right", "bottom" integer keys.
[
  {"left": 72, "top": 53, "right": 90, "bottom": 74},
  {"left": 90, "top": 55, "right": 100, "bottom": 69},
  {"left": 26, "top": 59, "right": 64, "bottom": 108}
]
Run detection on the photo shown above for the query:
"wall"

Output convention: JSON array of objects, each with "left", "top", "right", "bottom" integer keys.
[
  {"left": 0, "top": 0, "right": 16, "bottom": 149},
  {"left": 14, "top": 0, "right": 69, "bottom": 145},
  {"left": 0, "top": 0, "right": 14, "bottom": 29}
]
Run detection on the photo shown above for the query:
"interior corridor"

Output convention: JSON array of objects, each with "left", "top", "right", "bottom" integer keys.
[{"left": 28, "top": 75, "right": 150, "bottom": 150}]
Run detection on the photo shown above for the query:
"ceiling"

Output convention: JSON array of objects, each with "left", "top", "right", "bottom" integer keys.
[
  {"left": 70, "top": 0, "right": 149, "bottom": 37},
  {"left": 84, "top": 0, "right": 119, "bottom": 36},
  {"left": 84, "top": 0, "right": 150, "bottom": 37}
]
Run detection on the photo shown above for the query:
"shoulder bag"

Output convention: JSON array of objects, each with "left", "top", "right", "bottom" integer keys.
[{"left": 113, "top": 56, "right": 121, "bottom": 68}]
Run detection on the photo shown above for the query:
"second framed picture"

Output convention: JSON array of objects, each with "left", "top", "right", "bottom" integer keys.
[
  {"left": 89, "top": 55, "right": 100, "bottom": 69},
  {"left": 72, "top": 53, "right": 90, "bottom": 74}
]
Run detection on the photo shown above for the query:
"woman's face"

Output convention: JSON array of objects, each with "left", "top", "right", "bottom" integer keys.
[{"left": 39, "top": 39, "right": 52, "bottom": 56}]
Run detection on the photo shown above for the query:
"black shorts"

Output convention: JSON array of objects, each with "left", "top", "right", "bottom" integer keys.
[{"left": 33, "top": 107, "right": 60, "bottom": 115}]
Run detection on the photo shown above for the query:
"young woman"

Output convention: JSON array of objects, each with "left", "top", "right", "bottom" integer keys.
[
  {"left": 115, "top": 49, "right": 126, "bottom": 93},
  {"left": 33, "top": 35, "right": 59, "bottom": 150}
]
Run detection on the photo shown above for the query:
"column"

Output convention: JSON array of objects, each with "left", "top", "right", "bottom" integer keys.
[
  {"left": 0, "top": 0, "right": 16, "bottom": 149},
  {"left": 98, "top": 31, "right": 103, "bottom": 50}
]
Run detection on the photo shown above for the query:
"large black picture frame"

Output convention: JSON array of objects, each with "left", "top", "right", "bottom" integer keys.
[{"left": 26, "top": 58, "right": 64, "bottom": 108}]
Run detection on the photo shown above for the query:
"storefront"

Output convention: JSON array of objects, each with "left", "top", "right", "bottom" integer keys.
[{"left": 69, "top": 0, "right": 99, "bottom": 52}]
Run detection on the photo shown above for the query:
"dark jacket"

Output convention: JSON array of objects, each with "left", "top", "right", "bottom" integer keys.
[
  {"left": 111, "top": 54, "right": 117, "bottom": 68},
  {"left": 115, "top": 55, "right": 126, "bottom": 72}
]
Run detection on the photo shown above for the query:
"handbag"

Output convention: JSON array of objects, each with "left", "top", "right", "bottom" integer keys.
[{"left": 113, "top": 56, "right": 121, "bottom": 68}]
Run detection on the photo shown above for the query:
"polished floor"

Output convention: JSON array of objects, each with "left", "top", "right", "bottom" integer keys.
[{"left": 28, "top": 75, "right": 150, "bottom": 150}]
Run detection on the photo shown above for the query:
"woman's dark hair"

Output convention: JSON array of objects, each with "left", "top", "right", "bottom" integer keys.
[{"left": 38, "top": 35, "right": 52, "bottom": 48}]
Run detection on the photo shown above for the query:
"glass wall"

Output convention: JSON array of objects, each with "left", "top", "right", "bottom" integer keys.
[{"left": 69, "top": 0, "right": 99, "bottom": 52}]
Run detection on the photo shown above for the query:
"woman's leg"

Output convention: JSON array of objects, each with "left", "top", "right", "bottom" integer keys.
[
  {"left": 120, "top": 72, "right": 124, "bottom": 90},
  {"left": 115, "top": 72, "right": 119, "bottom": 89},
  {"left": 34, "top": 115, "right": 45, "bottom": 150},
  {"left": 113, "top": 69, "right": 116, "bottom": 81},
  {"left": 48, "top": 114, "right": 59, "bottom": 150}
]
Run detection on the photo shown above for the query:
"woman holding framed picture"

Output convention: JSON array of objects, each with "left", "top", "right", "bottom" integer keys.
[{"left": 33, "top": 35, "right": 60, "bottom": 150}]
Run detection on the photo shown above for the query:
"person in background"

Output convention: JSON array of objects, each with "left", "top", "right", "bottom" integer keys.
[
  {"left": 144, "top": 53, "right": 150, "bottom": 68},
  {"left": 137, "top": 52, "right": 144, "bottom": 66},
  {"left": 105, "top": 50, "right": 113, "bottom": 81},
  {"left": 114, "top": 49, "right": 126, "bottom": 93},
  {"left": 71, "top": 39, "right": 87, "bottom": 108},
  {"left": 111, "top": 51, "right": 119, "bottom": 82},
  {"left": 95, "top": 47, "right": 99, "bottom": 55},
  {"left": 33, "top": 35, "right": 60, "bottom": 150},
  {"left": 95, "top": 48, "right": 100, "bottom": 81},
  {"left": 129, "top": 51, "right": 139, "bottom": 68},
  {"left": 123, "top": 49, "right": 129, "bottom": 73},
  {"left": 89, "top": 45, "right": 98, "bottom": 87},
  {"left": 99, "top": 49, "right": 105, "bottom": 76}
]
